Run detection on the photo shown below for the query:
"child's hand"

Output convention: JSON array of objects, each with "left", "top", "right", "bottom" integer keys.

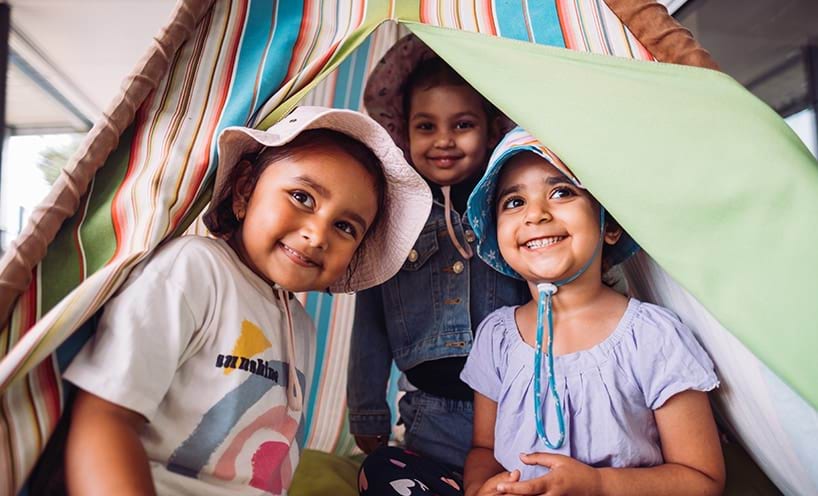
[
  {"left": 353, "top": 434, "right": 387, "bottom": 454},
  {"left": 473, "top": 469, "right": 520, "bottom": 496},
  {"left": 495, "top": 453, "right": 602, "bottom": 495}
]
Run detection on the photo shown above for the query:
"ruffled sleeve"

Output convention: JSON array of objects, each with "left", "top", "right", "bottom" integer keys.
[
  {"left": 628, "top": 303, "right": 719, "bottom": 410},
  {"left": 460, "top": 307, "right": 514, "bottom": 402}
]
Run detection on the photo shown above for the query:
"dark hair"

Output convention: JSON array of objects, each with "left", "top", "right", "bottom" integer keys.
[
  {"left": 204, "top": 128, "right": 387, "bottom": 286},
  {"left": 600, "top": 213, "right": 624, "bottom": 275},
  {"left": 402, "top": 57, "right": 500, "bottom": 123}
]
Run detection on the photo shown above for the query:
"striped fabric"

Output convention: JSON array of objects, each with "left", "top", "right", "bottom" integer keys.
[
  {"left": 1, "top": 1, "right": 380, "bottom": 492},
  {"left": 0, "top": 1, "right": 812, "bottom": 495}
]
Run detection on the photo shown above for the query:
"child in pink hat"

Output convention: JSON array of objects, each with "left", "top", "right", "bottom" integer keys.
[{"left": 63, "top": 106, "right": 431, "bottom": 496}]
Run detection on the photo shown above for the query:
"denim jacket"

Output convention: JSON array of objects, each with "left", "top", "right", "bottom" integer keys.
[{"left": 347, "top": 200, "right": 530, "bottom": 436}]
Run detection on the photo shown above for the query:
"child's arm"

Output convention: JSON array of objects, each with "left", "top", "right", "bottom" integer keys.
[
  {"left": 596, "top": 389, "right": 725, "bottom": 495},
  {"left": 496, "top": 390, "right": 725, "bottom": 496},
  {"left": 66, "top": 389, "right": 156, "bottom": 496},
  {"left": 464, "top": 392, "right": 520, "bottom": 496},
  {"left": 347, "top": 286, "right": 393, "bottom": 453}
]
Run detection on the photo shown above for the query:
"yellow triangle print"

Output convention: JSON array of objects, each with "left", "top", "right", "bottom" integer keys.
[{"left": 225, "top": 320, "right": 272, "bottom": 375}]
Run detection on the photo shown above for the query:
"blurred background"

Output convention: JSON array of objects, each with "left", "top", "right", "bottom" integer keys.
[{"left": 0, "top": 0, "right": 816, "bottom": 252}]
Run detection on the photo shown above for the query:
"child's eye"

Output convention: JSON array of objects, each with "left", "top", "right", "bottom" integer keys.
[
  {"left": 415, "top": 122, "right": 434, "bottom": 132},
  {"left": 550, "top": 187, "right": 575, "bottom": 200},
  {"left": 454, "top": 120, "right": 476, "bottom": 130},
  {"left": 500, "top": 196, "right": 525, "bottom": 210},
  {"left": 335, "top": 221, "right": 357, "bottom": 238},
  {"left": 291, "top": 190, "right": 315, "bottom": 208}
]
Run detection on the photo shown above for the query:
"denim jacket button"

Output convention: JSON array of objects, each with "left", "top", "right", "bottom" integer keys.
[
  {"left": 465, "top": 230, "right": 476, "bottom": 243},
  {"left": 407, "top": 249, "right": 419, "bottom": 262},
  {"left": 452, "top": 261, "right": 465, "bottom": 274}
]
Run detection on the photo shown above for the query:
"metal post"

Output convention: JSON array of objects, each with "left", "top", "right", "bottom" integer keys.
[
  {"left": 806, "top": 41, "right": 818, "bottom": 155},
  {"left": 0, "top": 3, "right": 10, "bottom": 250}
]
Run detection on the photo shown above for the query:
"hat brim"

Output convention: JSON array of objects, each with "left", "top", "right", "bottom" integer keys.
[
  {"left": 363, "top": 34, "right": 438, "bottom": 159},
  {"left": 205, "top": 106, "right": 432, "bottom": 293}
]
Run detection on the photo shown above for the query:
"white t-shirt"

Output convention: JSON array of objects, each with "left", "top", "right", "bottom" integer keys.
[{"left": 64, "top": 236, "right": 316, "bottom": 495}]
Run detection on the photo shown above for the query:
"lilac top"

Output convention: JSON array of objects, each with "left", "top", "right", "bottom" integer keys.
[{"left": 460, "top": 299, "right": 718, "bottom": 480}]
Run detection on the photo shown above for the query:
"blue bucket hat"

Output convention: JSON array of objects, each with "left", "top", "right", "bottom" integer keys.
[{"left": 466, "top": 127, "right": 639, "bottom": 280}]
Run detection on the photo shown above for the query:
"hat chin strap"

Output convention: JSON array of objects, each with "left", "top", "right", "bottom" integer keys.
[
  {"left": 532, "top": 208, "right": 605, "bottom": 449},
  {"left": 441, "top": 185, "right": 474, "bottom": 260}
]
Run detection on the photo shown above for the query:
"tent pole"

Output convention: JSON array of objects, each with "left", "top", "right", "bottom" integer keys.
[
  {"left": 0, "top": 2, "right": 9, "bottom": 250},
  {"left": 806, "top": 40, "right": 818, "bottom": 156}
]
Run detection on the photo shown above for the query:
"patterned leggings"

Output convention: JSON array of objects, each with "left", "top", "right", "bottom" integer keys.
[{"left": 358, "top": 446, "right": 464, "bottom": 496}]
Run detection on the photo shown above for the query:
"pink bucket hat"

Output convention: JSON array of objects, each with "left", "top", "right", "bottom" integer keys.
[
  {"left": 363, "top": 34, "right": 437, "bottom": 158},
  {"left": 204, "top": 105, "right": 433, "bottom": 293}
]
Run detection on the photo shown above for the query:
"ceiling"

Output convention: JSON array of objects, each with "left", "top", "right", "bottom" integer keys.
[
  {"left": 6, "top": 1, "right": 815, "bottom": 135},
  {"left": 5, "top": 0, "right": 175, "bottom": 134},
  {"left": 677, "top": 0, "right": 818, "bottom": 116}
]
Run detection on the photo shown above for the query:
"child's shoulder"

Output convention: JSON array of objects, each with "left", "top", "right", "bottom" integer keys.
[
  {"left": 628, "top": 299, "right": 684, "bottom": 327},
  {"left": 626, "top": 297, "right": 676, "bottom": 319},
  {"left": 475, "top": 305, "right": 519, "bottom": 338},
  {"left": 467, "top": 306, "right": 520, "bottom": 367},
  {"left": 154, "top": 235, "right": 222, "bottom": 258},
  {"left": 623, "top": 298, "right": 697, "bottom": 347},
  {"left": 141, "top": 236, "right": 234, "bottom": 280},
  {"left": 619, "top": 299, "right": 718, "bottom": 406}
]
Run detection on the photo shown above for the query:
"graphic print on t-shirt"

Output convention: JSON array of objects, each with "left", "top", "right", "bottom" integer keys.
[
  {"left": 167, "top": 319, "right": 305, "bottom": 493},
  {"left": 222, "top": 320, "right": 272, "bottom": 375}
]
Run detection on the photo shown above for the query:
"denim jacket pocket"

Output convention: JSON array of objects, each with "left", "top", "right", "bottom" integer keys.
[{"left": 401, "top": 223, "right": 439, "bottom": 271}]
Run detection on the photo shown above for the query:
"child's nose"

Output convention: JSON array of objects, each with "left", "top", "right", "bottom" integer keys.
[
  {"left": 301, "top": 220, "right": 329, "bottom": 249},
  {"left": 524, "top": 202, "right": 553, "bottom": 224},
  {"left": 433, "top": 131, "right": 455, "bottom": 148}
]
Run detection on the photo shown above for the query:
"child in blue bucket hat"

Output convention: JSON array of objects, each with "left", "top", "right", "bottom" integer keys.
[{"left": 460, "top": 127, "right": 725, "bottom": 495}]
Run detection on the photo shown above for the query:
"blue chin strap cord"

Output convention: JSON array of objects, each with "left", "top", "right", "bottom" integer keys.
[{"left": 533, "top": 207, "right": 606, "bottom": 449}]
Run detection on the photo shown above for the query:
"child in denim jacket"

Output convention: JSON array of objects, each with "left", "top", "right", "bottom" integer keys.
[{"left": 347, "top": 35, "right": 530, "bottom": 495}]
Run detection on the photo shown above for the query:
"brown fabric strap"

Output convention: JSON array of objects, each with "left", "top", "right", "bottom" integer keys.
[
  {"left": 0, "top": 0, "right": 215, "bottom": 325},
  {"left": 604, "top": 0, "right": 720, "bottom": 70},
  {"left": 441, "top": 185, "right": 474, "bottom": 260}
]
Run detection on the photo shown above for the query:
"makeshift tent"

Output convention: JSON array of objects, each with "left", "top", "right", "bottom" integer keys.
[{"left": 0, "top": 1, "right": 816, "bottom": 495}]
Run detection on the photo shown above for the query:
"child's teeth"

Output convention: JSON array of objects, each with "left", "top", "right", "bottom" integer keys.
[{"left": 526, "top": 236, "right": 563, "bottom": 248}]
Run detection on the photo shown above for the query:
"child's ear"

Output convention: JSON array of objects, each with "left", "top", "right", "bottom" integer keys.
[
  {"left": 231, "top": 160, "right": 255, "bottom": 221},
  {"left": 603, "top": 222, "right": 623, "bottom": 246}
]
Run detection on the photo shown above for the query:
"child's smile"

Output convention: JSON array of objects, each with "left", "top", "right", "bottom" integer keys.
[
  {"left": 278, "top": 241, "right": 322, "bottom": 268},
  {"left": 522, "top": 235, "right": 567, "bottom": 250},
  {"left": 425, "top": 152, "right": 466, "bottom": 169}
]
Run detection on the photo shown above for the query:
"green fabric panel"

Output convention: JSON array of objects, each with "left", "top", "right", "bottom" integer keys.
[
  {"left": 77, "top": 126, "right": 134, "bottom": 274},
  {"left": 394, "top": 1, "right": 420, "bottom": 22},
  {"left": 39, "top": 207, "right": 84, "bottom": 314},
  {"left": 39, "top": 127, "right": 134, "bottom": 313},
  {"left": 407, "top": 24, "right": 818, "bottom": 410}
]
